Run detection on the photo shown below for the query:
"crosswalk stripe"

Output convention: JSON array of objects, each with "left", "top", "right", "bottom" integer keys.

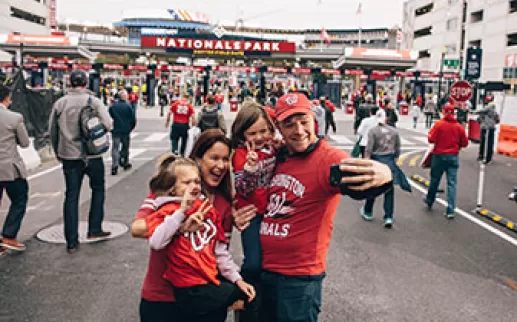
[
  {"left": 410, "top": 136, "right": 429, "bottom": 144},
  {"left": 400, "top": 138, "right": 416, "bottom": 146},
  {"left": 329, "top": 135, "right": 355, "bottom": 145},
  {"left": 130, "top": 133, "right": 139, "bottom": 139},
  {"left": 143, "top": 133, "right": 169, "bottom": 142}
]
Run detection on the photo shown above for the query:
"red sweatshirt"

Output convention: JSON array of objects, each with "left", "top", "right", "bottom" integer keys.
[{"left": 428, "top": 114, "right": 468, "bottom": 155}]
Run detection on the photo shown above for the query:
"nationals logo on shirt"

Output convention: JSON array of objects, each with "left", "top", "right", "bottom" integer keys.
[{"left": 185, "top": 218, "right": 217, "bottom": 251}]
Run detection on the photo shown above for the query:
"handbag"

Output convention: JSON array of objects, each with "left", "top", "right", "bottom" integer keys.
[
  {"left": 420, "top": 147, "right": 433, "bottom": 169},
  {"left": 351, "top": 136, "right": 362, "bottom": 158}
]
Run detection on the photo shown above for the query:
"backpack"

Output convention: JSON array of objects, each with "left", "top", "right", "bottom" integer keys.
[
  {"left": 198, "top": 108, "right": 219, "bottom": 132},
  {"left": 78, "top": 97, "right": 110, "bottom": 157}
]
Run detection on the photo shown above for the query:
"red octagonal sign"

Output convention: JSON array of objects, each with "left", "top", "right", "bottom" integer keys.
[{"left": 450, "top": 81, "right": 473, "bottom": 103}]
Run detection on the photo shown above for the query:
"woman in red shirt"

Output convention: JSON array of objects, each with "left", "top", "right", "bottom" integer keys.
[{"left": 131, "top": 130, "right": 257, "bottom": 322}]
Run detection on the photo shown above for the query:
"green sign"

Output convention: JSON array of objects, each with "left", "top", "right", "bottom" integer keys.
[{"left": 444, "top": 59, "right": 460, "bottom": 68}]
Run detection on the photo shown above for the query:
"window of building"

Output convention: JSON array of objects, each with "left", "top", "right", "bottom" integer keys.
[
  {"left": 469, "top": 39, "right": 482, "bottom": 48},
  {"left": 510, "top": 0, "right": 517, "bottom": 14},
  {"left": 418, "top": 49, "right": 431, "bottom": 59},
  {"left": 414, "top": 26, "right": 432, "bottom": 39},
  {"left": 445, "top": 44, "right": 457, "bottom": 54},
  {"left": 446, "top": 18, "right": 458, "bottom": 31},
  {"left": 471, "top": 10, "right": 484, "bottom": 23},
  {"left": 10, "top": 6, "right": 46, "bottom": 26},
  {"left": 415, "top": 3, "right": 434, "bottom": 17},
  {"left": 508, "top": 32, "right": 517, "bottom": 46}
]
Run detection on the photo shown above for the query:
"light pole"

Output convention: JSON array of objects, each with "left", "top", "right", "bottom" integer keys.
[{"left": 437, "top": 48, "right": 446, "bottom": 109}]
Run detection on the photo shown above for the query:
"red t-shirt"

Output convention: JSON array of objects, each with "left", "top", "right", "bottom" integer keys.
[
  {"left": 135, "top": 192, "right": 232, "bottom": 301},
  {"left": 129, "top": 92, "right": 139, "bottom": 103},
  {"left": 146, "top": 199, "right": 226, "bottom": 288},
  {"left": 215, "top": 94, "right": 225, "bottom": 104},
  {"left": 325, "top": 100, "right": 336, "bottom": 113},
  {"left": 261, "top": 140, "right": 348, "bottom": 276},
  {"left": 170, "top": 99, "right": 194, "bottom": 124},
  {"left": 233, "top": 147, "right": 276, "bottom": 214}
]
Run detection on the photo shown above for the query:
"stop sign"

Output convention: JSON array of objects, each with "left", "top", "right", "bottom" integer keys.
[{"left": 450, "top": 81, "right": 473, "bottom": 102}]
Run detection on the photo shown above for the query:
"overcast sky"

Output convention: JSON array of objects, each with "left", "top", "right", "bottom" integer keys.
[{"left": 57, "top": 0, "right": 405, "bottom": 30}]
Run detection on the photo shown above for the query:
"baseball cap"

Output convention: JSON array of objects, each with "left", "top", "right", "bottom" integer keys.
[
  {"left": 275, "top": 93, "right": 313, "bottom": 122},
  {"left": 70, "top": 70, "right": 88, "bottom": 87},
  {"left": 443, "top": 104, "right": 455, "bottom": 114},
  {"left": 311, "top": 99, "right": 320, "bottom": 106},
  {"left": 375, "top": 108, "right": 387, "bottom": 123}
]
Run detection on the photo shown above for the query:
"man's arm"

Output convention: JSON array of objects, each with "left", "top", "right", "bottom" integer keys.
[
  {"left": 428, "top": 124, "right": 438, "bottom": 144},
  {"left": 218, "top": 112, "right": 227, "bottom": 134},
  {"left": 394, "top": 132, "right": 401, "bottom": 159},
  {"left": 15, "top": 115, "right": 30, "bottom": 148},
  {"left": 48, "top": 104, "right": 59, "bottom": 154}
]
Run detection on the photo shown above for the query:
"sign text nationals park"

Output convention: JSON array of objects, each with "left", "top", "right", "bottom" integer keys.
[{"left": 141, "top": 36, "right": 296, "bottom": 53}]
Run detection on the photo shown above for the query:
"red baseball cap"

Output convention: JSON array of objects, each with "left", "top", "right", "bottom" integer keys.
[
  {"left": 275, "top": 93, "right": 313, "bottom": 122},
  {"left": 443, "top": 104, "right": 455, "bottom": 114}
]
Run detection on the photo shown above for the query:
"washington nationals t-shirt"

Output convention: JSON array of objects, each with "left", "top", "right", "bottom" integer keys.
[
  {"left": 260, "top": 140, "right": 348, "bottom": 276},
  {"left": 170, "top": 99, "right": 195, "bottom": 124}
]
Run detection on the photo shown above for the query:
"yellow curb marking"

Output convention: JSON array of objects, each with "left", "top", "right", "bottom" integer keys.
[
  {"left": 507, "top": 221, "right": 515, "bottom": 229},
  {"left": 409, "top": 155, "right": 422, "bottom": 167},
  {"left": 492, "top": 215, "right": 502, "bottom": 222}
]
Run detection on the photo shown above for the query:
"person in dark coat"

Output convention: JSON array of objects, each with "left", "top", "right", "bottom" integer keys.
[{"left": 109, "top": 90, "right": 136, "bottom": 175}]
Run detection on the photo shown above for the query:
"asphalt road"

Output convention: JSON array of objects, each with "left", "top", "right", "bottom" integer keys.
[{"left": 1, "top": 110, "right": 516, "bottom": 322}]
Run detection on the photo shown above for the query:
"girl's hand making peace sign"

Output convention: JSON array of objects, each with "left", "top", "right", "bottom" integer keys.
[
  {"left": 181, "top": 199, "right": 213, "bottom": 233},
  {"left": 245, "top": 141, "right": 259, "bottom": 170}
]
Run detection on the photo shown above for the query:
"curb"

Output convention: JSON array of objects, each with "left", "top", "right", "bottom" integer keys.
[
  {"left": 474, "top": 208, "right": 517, "bottom": 234},
  {"left": 410, "top": 174, "right": 444, "bottom": 193}
]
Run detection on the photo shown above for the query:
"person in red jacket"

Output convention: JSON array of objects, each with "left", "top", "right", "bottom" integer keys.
[{"left": 425, "top": 104, "right": 469, "bottom": 219}]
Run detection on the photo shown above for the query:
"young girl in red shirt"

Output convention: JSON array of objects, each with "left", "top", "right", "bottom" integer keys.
[
  {"left": 231, "top": 103, "right": 277, "bottom": 279},
  {"left": 144, "top": 155, "right": 256, "bottom": 321}
]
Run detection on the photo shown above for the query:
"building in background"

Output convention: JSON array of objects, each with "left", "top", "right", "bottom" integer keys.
[
  {"left": 402, "top": 0, "right": 517, "bottom": 83},
  {"left": 0, "top": 0, "right": 51, "bottom": 35}
]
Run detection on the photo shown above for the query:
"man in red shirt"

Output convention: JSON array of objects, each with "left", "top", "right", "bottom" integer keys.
[
  {"left": 215, "top": 90, "right": 225, "bottom": 111},
  {"left": 425, "top": 104, "right": 468, "bottom": 219},
  {"left": 165, "top": 94, "right": 195, "bottom": 156},
  {"left": 128, "top": 90, "right": 139, "bottom": 110},
  {"left": 234, "top": 93, "right": 393, "bottom": 322}
]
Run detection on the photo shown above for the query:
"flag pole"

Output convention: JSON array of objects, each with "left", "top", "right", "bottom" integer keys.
[{"left": 357, "top": 2, "right": 362, "bottom": 48}]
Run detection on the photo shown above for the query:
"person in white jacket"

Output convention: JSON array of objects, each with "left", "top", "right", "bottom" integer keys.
[
  {"left": 410, "top": 103, "right": 421, "bottom": 129},
  {"left": 356, "top": 106, "right": 380, "bottom": 157}
]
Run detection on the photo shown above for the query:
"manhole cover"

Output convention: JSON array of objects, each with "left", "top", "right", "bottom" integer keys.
[{"left": 36, "top": 221, "right": 128, "bottom": 244}]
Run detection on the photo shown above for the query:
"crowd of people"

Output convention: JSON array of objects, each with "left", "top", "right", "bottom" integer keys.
[{"left": 0, "top": 67, "right": 513, "bottom": 321}]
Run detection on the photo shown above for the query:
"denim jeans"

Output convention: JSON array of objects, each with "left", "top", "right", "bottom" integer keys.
[
  {"left": 170, "top": 123, "right": 189, "bottom": 156},
  {"left": 426, "top": 154, "right": 459, "bottom": 215},
  {"left": 364, "top": 185, "right": 394, "bottom": 220},
  {"left": 261, "top": 270, "right": 325, "bottom": 322},
  {"left": 425, "top": 113, "right": 434, "bottom": 129},
  {"left": 111, "top": 134, "right": 130, "bottom": 170},
  {"left": 0, "top": 178, "right": 29, "bottom": 239},
  {"left": 62, "top": 158, "right": 106, "bottom": 247},
  {"left": 241, "top": 214, "right": 263, "bottom": 275}
]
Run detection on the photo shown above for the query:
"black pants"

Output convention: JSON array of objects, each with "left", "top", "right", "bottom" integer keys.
[
  {"left": 425, "top": 113, "right": 434, "bottom": 129},
  {"left": 325, "top": 115, "right": 336, "bottom": 135},
  {"left": 479, "top": 128, "right": 495, "bottom": 163},
  {"left": 0, "top": 178, "right": 29, "bottom": 239},
  {"left": 170, "top": 123, "right": 189, "bottom": 156},
  {"left": 140, "top": 299, "right": 183, "bottom": 322},
  {"left": 174, "top": 280, "right": 259, "bottom": 322},
  {"left": 62, "top": 158, "right": 106, "bottom": 248},
  {"left": 111, "top": 134, "right": 130, "bottom": 170}
]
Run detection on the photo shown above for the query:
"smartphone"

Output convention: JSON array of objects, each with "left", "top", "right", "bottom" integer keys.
[{"left": 329, "top": 164, "right": 362, "bottom": 187}]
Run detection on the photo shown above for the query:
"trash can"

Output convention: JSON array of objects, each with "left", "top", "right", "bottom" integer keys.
[
  {"left": 400, "top": 101, "right": 409, "bottom": 115},
  {"left": 468, "top": 118, "right": 480, "bottom": 143},
  {"left": 230, "top": 98, "right": 238, "bottom": 112},
  {"left": 346, "top": 101, "right": 354, "bottom": 114}
]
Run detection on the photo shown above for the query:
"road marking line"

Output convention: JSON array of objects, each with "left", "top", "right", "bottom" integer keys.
[
  {"left": 329, "top": 135, "right": 354, "bottom": 145},
  {"left": 28, "top": 165, "right": 61, "bottom": 181},
  {"left": 410, "top": 136, "right": 430, "bottom": 144},
  {"left": 399, "top": 149, "right": 517, "bottom": 248},
  {"left": 130, "top": 133, "right": 139, "bottom": 139},
  {"left": 409, "top": 155, "right": 422, "bottom": 167},
  {"left": 397, "top": 154, "right": 408, "bottom": 166},
  {"left": 143, "top": 133, "right": 169, "bottom": 142},
  {"left": 400, "top": 138, "right": 416, "bottom": 146},
  {"left": 409, "top": 180, "right": 517, "bottom": 247}
]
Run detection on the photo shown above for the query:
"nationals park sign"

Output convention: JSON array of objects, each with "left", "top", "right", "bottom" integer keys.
[{"left": 141, "top": 36, "right": 296, "bottom": 53}]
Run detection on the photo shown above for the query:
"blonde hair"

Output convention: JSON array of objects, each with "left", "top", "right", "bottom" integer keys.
[{"left": 149, "top": 153, "right": 198, "bottom": 196}]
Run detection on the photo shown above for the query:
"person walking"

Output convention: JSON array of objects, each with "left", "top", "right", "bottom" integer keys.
[
  {"left": 197, "top": 95, "right": 227, "bottom": 134},
  {"left": 233, "top": 93, "right": 393, "bottom": 322},
  {"left": 109, "top": 90, "right": 136, "bottom": 176},
  {"left": 410, "top": 101, "right": 421, "bottom": 129},
  {"left": 0, "top": 85, "right": 30, "bottom": 252},
  {"left": 473, "top": 96, "right": 499, "bottom": 164},
  {"left": 355, "top": 93, "right": 377, "bottom": 134},
  {"left": 385, "top": 101, "right": 398, "bottom": 127},
  {"left": 424, "top": 104, "right": 468, "bottom": 219},
  {"left": 49, "top": 70, "right": 114, "bottom": 253},
  {"left": 423, "top": 95, "right": 437, "bottom": 129},
  {"left": 321, "top": 96, "right": 337, "bottom": 135},
  {"left": 360, "top": 109, "right": 411, "bottom": 228},
  {"left": 165, "top": 94, "right": 196, "bottom": 156},
  {"left": 356, "top": 105, "right": 380, "bottom": 157}
]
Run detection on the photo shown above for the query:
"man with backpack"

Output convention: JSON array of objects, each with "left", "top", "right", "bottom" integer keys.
[
  {"left": 49, "top": 70, "right": 113, "bottom": 254},
  {"left": 197, "top": 95, "right": 227, "bottom": 134}
]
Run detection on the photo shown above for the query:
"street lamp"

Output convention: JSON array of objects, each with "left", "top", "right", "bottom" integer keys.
[{"left": 437, "top": 47, "right": 446, "bottom": 109}]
